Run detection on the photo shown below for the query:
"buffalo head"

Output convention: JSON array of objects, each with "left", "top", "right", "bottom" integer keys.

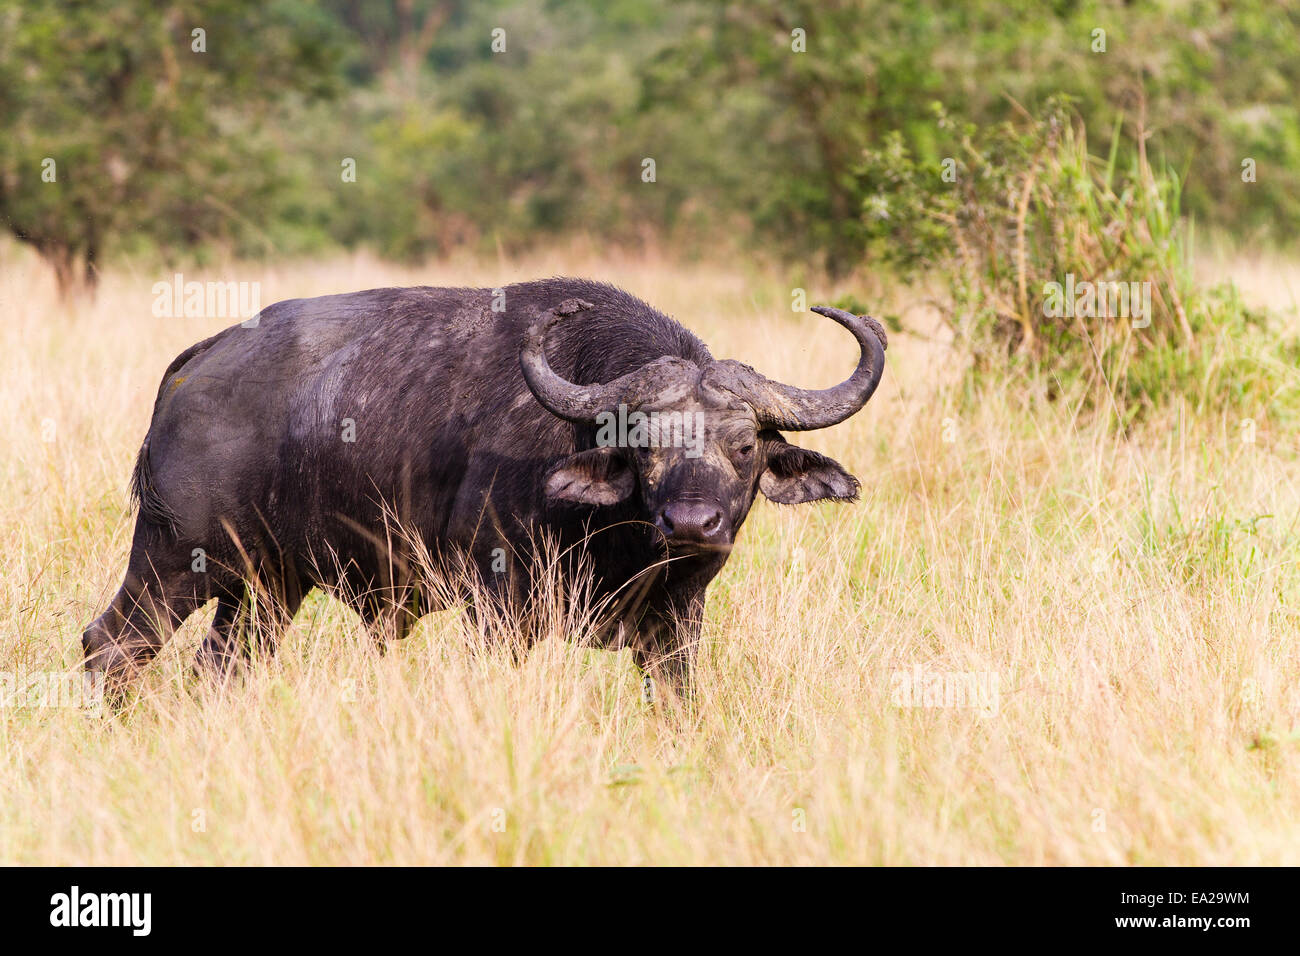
[{"left": 521, "top": 300, "right": 888, "bottom": 555}]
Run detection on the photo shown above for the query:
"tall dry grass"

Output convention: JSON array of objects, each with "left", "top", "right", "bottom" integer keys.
[{"left": 1, "top": 241, "right": 1299, "bottom": 864}]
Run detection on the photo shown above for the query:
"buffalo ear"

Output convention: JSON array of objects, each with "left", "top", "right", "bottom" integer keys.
[
  {"left": 545, "top": 447, "right": 635, "bottom": 506},
  {"left": 759, "top": 440, "right": 860, "bottom": 504}
]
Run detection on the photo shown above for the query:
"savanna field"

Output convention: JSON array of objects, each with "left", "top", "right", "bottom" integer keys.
[{"left": 3, "top": 242, "right": 1299, "bottom": 865}]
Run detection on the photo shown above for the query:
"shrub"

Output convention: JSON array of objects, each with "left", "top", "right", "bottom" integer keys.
[{"left": 856, "top": 99, "right": 1299, "bottom": 423}]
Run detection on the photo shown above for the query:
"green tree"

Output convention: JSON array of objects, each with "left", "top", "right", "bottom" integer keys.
[{"left": 0, "top": 0, "right": 344, "bottom": 292}]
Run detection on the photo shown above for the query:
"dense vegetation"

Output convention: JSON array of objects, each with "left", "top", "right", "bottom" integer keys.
[
  {"left": 857, "top": 98, "right": 1300, "bottom": 419},
  {"left": 3, "top": 0, "right": 1298, "bottom": 284}
]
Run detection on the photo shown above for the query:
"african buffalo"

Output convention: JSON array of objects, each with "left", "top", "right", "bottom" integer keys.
[{"left": 82, "top": 279, "right": 887, "bottom": 697}]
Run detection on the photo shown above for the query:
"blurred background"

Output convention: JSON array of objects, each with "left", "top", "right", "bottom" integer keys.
[{"left": 2, "top": 0, "right": 1297, "bottom": 292}]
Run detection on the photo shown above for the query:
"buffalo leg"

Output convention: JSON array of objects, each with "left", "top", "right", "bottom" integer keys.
[
  {"left": 192, "top": 588, "right": 246, "bottom": 679},
  {"left": 191, "top": 572, "right": 304, "bottom": 681},
  {"left": 358, "top": 586, "right": 422, "bottom": 653},
  {"left": 629, "top": 591, "right": 705, "bottom": 705},
  {"left": 245, "top": 583, "right": 302, "bottom": 661}
]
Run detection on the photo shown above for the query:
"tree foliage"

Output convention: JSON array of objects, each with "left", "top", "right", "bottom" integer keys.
[
  {"left": 2, "top": 0, "right": 1297, "bottom": 288},
  {"left": 0, "top": 0, "right": 342, "bottom": 290}
]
